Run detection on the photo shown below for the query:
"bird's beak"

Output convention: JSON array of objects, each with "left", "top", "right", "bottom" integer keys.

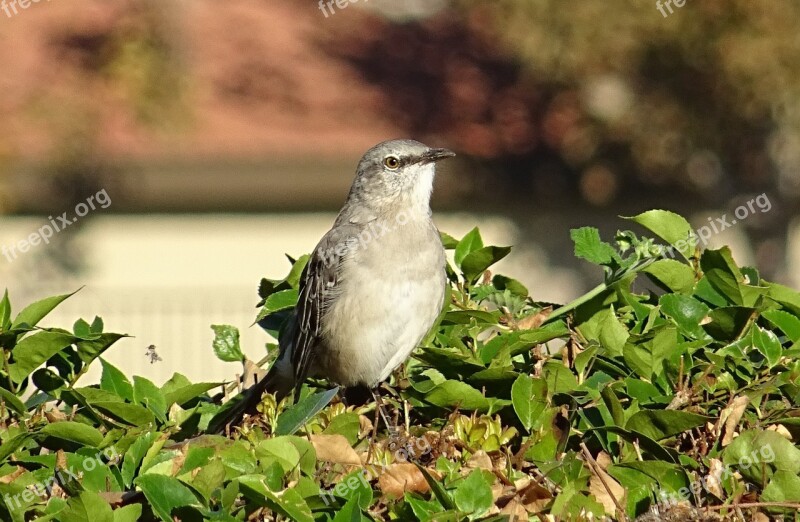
[{"left": 417, "top": 148, "right": 456, "bottom": 165}]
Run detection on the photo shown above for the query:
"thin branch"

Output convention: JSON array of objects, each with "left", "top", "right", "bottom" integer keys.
[
  {"left": 580, "top": 442, "right": 628, "bottom": 522},
  {"left": 705, "top": 501, "right": 800, "bottom": 511}
]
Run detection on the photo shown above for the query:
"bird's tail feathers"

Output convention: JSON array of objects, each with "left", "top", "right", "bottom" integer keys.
[{"left": 207, "top": 360, "right": 294, "bottom": 434}]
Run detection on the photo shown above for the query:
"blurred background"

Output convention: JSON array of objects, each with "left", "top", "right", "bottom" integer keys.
[{"left": 1, "top": 0, "right": 798, "bottom": 384}]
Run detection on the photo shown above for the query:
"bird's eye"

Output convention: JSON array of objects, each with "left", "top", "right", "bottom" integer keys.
[{"left": 383, "top": 156, "right": 401, "bottom": 170}]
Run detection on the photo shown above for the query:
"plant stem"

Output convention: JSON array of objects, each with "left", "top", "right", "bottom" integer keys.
[
  {"left": 543, "top": 282, "right": 608, "bottom": 325},
  {"left": 2, "top": 348, "right": 17, "bottom": 395}
]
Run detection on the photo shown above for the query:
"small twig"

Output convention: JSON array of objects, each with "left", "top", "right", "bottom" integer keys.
[
  {"left": 705, "top": 501, "right": 800, "bottom": 511},
  {"left": 580, "top": 442, "right": 627, "bottom": 521}
]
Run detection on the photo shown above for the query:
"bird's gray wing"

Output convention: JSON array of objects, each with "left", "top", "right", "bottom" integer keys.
[{"left": 289, "top": 226, "right": 356, "bottom": 396}]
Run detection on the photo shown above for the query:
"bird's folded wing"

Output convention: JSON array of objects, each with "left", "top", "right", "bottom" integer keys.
[{"left": 290, "top": 225, "right": 356, "bottom": 395}]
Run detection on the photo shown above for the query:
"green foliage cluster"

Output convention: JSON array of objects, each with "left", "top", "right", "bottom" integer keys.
[{"left": 2, "top": 211, "right": 800, "bottom": 521}]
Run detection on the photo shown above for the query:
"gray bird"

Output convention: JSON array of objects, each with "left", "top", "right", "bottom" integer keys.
[{"left": 210, "top": 139, "right": 454, "bottom": 433}]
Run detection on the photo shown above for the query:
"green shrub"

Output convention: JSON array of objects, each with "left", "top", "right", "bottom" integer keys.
[{"left": 2, "top": 210, "right": 799, "bottom": 521}]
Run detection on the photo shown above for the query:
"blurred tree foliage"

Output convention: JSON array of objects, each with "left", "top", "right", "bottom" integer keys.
[
  {"left": 18, "top": 0, "right": 187, "bottom": 275},
  {"left": 326, "top": 0, "right": 799, "bottom": 277}
]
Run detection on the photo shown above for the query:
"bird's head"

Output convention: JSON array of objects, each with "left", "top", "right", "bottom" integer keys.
[{"left": 347, "top": 139, "right": 455, "bottom": 215}]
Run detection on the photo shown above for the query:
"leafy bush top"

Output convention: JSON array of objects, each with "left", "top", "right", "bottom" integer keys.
[{"left": 2, "top": 210, "right": 799, "bottom": 521}]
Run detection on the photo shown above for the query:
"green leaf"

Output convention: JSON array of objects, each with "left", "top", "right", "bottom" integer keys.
[
  {"left": 122, "top": 432, "right": 156, "bottom": 487},
  {"left": 600, "top": 385, "right": 625, "bottom": 427},
  {"left": 415, "top": 464, "right": 456, "bottom": 510},
  {"left": 439, "top": 231, "right": 459, "bottom": 249},
  {"left": 275, "top": 387, "right": 339, "bottom": 435},
  {"left": 41, "top": 421, "right": 103, "bottom": 447},
  {"left": 135, "top": 474, "right": 199, "bottom": 522},
  {"left": 264, "top": 289, "right": 299, "bottom": 313},
  {"left": 752, "top": 326, "right": 782, "bottom": 368},
  {"left": 511, "top": 375, "right": 548, "bottom": 432},
  {"left": 492, "top": 275, "right": 529, "bottom": 297},
  {"left": 762, "top": 470, "right": 800, "bottom": 503},
  {"left": 660, "top": 294, "right": 711, "bottom": 340},
  {"left": 702, "top": 306, "right": 755, "bottom": 341},
  {"left": 623, "top": 328, "right": 678, "bottom": 380},
  {"left": 608, "top": 460, "right": 690, "bottom": 495},
  {"left": 257, "top": 436, "right": 301, "bottom": 473},
  {"left": 73, "top": 318, "right": 92, "bottom": 338},
  {"left": 405, "top": 493, "right": 442, "bottom": 521},
  {"left": 99, "top": 358, "right": 133, "bottom": 401},
  {"left": 626, "top": 410, "right": 709, "bottom": 440},
  {"left": 0, "top": 289, "right": 11, "bottom": 331},
  {"left": 238, "top": 475, "right": 314, "bottom": 522},
  {"left": 724, "top": 430, "right": 800, "bottom": 483},
  {"left": 163, "top": 382, "right": 220, "bottom": 408},
  {"left": 441, "top": 310, "right": 498, "bottom": 325},
  {"left": 112, "top": 505, "right": 142, "bottom": 522},
  {"left": 453, "top": 470, "right": 493, "bottom": 518},
  {"left": 767, "top": 282, "right": 800, "bottom": 315},
  {"left": 762, "top": 309, "right": 800, "bottom": 343},
  {"left": 133, "top": 376, "right": 168, "bottom": 420},
  {"left": 33, "top": 367, "right": 66, "bottom": 392},
  {"left": 92, "top": 401, "right": 156, "bottom": 426},
  {"left": 571, "top": 227, "right": 616, "bottom": 265},
  {"left": 285, "top": 254, "right": 310, "bottom": 289},
  {"left": 627, "top": 210, "right": 695, "bottom": 260},
  {"left": 598, "top": 308, "right": 629, "bottom": 357},
  {"left": 76, "top": 334, "right": 127, "bottom": 364},
  {"left": 11, "top": 290, "right": 78, "bottom": 329},
  {"left": 424, "top": 380, "right": 510, "bottom": 413},
  {"left": 461, "top": 246, "right": 511, "bottom": 282},
  {"left": 211, "top": 325, "right": 244, "bottom": 363},
  {"left": 0, "top": 387, "right": 26, "bottom": 416},
  {"left": 8, "top": 331, "right": 76, "bottom": 383},
  {"left": 334, "top": 471, "right": 373, "bottom": 511},
  {"left": 642, "top": 259, "right": 695, "bottom": 293},
  {"left": 322, "top": 412, "right": 361, "bottom": 446},
  {"left": 331, "top": 496, "right": 361, "bottom": 522},
  {"left": 60, "top": 491, "right": 113, "bottom": 522},
  {"left": 90, "top": 316, "right": 104, "bottom": 333},
  {"left": 191, "top": 458, "right": 226, "bottom": 500},
  {"left": 0, "top": 432, "right": 35, "bottom": 462},
  {"left": 455, "top": 227, "right": 483, "bottom": 267},
  {"left": 700, "top": 248, "right": 765, "bottom": 307}
]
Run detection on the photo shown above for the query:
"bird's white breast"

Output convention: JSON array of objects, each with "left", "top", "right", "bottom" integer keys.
[{"left": 318, "top": 217, "right": 446, "bottom": 387}]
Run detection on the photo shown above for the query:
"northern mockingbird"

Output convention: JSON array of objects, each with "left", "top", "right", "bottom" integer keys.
[{"left": 210, "top": 139, "right": 454, "bottom": 433}]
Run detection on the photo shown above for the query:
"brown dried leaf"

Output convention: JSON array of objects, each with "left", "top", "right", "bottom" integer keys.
[
  {"left": 588, "top": 467, "right": 625, "bottom": 516},
  {"left": 500, "top": 498, "right": 530, "bottom": 519},
  {"left": 705, "top": 459, "right": 725, "bottom": 499},
  {"left": 517, "top": 480, "right": 552, "bottom": 513},
  {"left": 0, "top": 466, "right": 24, "bottom": 484},
  {"left": 465, "top": 450, "right": 493, "bottom": 472},
  {"left": 241, "top": 358, "right": 267, "bottom": 390},
  {"left": 310, "top": 434, "right": 361, "bottom": 466},
  {"left": 44, "top": 409, "right": 67, "bottom": 423},
  {"left": 517, "top": 307, "right": 552, "bottom": 330},
  {"left": 377, "top": 462, "right": 430, "bottom": 498},
  {"left": 359, "top": 415, "right": 374, "bottom": 438},
  {"left": 766, "top": 424, "right": 793, "bottom": 440},
  {"left": 720, "top": 396, "right": 749, "bottom": 446}
]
